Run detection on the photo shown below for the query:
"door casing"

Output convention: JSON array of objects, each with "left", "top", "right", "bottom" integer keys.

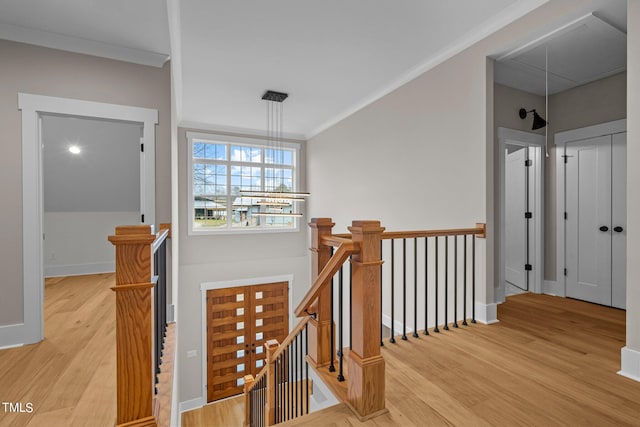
[
  {"left": 497, "top": 127, "right": 545, "bottom": 302},
  {"left": 6, "top": 93, "right": 157, "bottom": 349}
]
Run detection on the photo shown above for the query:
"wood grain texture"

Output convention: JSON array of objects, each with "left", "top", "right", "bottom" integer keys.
[
  {"left": 346, "top": 221, "right": 386, "bottom": 419},
  {"left": 109, "top": 226, "right": 156, "bottom": 426},
  {"left": 182, "top": 396, "right": 245, "bottom": 427},
  {"left": 282, "top": 293, "right": 640, "bottom": 426},
  {"left": 0, "top": 274, "right": 117, "bottom": 427}
]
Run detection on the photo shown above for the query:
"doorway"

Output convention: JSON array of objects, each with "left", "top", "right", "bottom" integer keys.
[
  {"left": 556, "top": 120, "right": 627, "bottom": 309},
  {"left": 16, "top": 93, "right": 157, "bottom": 347},
  {"left": 42, "top": 115, "right": 142, "bottom": 277},
  {"left": 498, "top": 128, "right": 544, "bottom": 299}
]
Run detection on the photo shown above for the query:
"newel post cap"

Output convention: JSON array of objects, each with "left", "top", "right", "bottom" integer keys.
[
  {"left": 348, "top": 220, "right": 385, "bottom": 234},
  {"left": 108, "top": 225, "right": 156, "bottom": 246}
]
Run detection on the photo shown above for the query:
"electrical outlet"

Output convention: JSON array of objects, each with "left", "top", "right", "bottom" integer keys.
[{"left": 187, "top": 350, "right": 197, "bottom": 358}]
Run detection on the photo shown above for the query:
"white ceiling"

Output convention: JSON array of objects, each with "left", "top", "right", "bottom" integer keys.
[
  {"left": 0, "top": 0, "right": 550, "bottom": 140},
  {"left": 0, "top": 0, "right": 170, "bottom": 66},
  {"left": 176, "top": 0, "right": 546, "bottom": 139},
  {"left": 494, "top": 0, "right": 627, "bottom": 96}
]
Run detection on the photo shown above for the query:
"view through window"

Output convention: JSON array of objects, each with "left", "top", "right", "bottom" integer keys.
[{"left": 189, "top": 133, "right": 300, "bottom": 233}]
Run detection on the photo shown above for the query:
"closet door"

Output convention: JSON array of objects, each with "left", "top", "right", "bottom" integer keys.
[
  {"left": 565, "top": 135, "right": 612, "bottom": 305},
  {"left": 611, "top": 132, "right": 626, "bottom": 309}
]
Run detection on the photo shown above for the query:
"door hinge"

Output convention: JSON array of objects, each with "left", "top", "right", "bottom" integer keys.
[
  {"left": 525, "top": 212, "right": 532, "bottom": 219},
  {"left": 141, "top": 214, "right": 145, "bottom": 223},
  {"left": 562, "top": 154, "right": 572, "bottom": 163},
  {"left": 525, "top": 159, "right": 532, "bottom": 167},
  {"left": 564, "top": 212, "right": 568, "bottom": 220},
  {"left": 141, "top": 143, "right": 144, "bottom": 152},
  {"left": 525, "top": 264, "right": 532, "bottom": 271},
  {"left": 564, "top": 268, "right": 567, "bottom": 276}
]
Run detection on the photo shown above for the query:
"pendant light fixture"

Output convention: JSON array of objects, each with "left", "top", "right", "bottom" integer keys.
[{"left": 241, "top": 90, "right": 309, "bottom": 218}]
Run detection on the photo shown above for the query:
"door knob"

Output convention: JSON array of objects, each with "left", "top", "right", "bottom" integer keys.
[
  {"left": 599, "top": 226, "right": 609, "bottom": 232},
  {"left": 614, "top": 226, "right": 624, "bottom": 232}
]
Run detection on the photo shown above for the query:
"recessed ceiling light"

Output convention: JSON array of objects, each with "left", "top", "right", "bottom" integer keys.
[{"left": 68, "top": 145, "right": 81, "bottom": 154}]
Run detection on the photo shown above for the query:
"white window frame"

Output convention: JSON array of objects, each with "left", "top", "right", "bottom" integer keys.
[{"left": 187, "top": 131, "right": 302, "bottom": 235}]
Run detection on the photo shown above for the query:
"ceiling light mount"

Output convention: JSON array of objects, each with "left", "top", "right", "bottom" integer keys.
[{"left": 262, "top": 90, "right": 288, "bottom": 103}]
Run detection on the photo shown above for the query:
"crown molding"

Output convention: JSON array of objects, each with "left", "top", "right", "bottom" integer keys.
[{"left": 0, "top": 22, "right": 169, "bottom": 67}]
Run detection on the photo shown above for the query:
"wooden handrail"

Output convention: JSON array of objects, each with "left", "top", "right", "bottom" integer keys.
[
  {"left": 321, "top": 235, "right": 354, "bottom": 248},
  {"left": 331, "top": 223, "right": 486, "bottom": 240},
  {"left": 294, "top": 241, "right": 359, "bottom": 317},
  {"left": 271, "top": 316, "right": 312, "bottom": 360}
]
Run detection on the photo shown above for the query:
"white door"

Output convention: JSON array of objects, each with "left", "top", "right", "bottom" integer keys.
[
  {"left": 566, "top": 136, "right": 612, "bottom": 305},
  {"left": 505, "top": 147, "right": 528, "bottom": 290},
  {"left": 611, "top": 132, "right": 626, "bottom": 309},
  {"left": 565, "top": 133, "right": 626, "bottom": 307}
]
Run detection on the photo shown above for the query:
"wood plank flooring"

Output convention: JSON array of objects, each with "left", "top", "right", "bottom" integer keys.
[
  {"left": 0, "top": 274, "right": 116, "bottom": 427},
  {"left": 188, "top": 293, "right": 640, "bottom": 427},
  {"left": 285, "top": 293, "right": 640, "bottom": 426}
]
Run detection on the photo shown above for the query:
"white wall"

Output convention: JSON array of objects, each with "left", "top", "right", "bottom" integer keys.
[
  {"left": 176, "top": 127, "right": 310, "bottom": 404},
  {"left": 43, "top": 212, "right": 139, "bottom": 277},
  {"left": 624, "top": 0, "right": 640, "bottom": 372}
]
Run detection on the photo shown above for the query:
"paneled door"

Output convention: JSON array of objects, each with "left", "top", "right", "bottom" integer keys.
[
  {"left": 565, "top": 133, "right": 626, "bottom": 308},
  {"left": 206, "top": 281, "right": 288, "bottom": 402}
]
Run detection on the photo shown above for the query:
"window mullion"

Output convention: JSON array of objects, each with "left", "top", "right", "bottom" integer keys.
[{"left": 226, "top": 144, "right": 232, "bottom": 229}]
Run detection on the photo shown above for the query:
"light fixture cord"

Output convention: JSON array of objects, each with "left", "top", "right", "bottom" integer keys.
[{"left": 545, "top": 45, "right": 549, "bottom": 158}]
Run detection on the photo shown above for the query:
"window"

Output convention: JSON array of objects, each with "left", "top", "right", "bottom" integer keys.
[{"left": 188, "top": 132, "right": 301, "bottom": 234}]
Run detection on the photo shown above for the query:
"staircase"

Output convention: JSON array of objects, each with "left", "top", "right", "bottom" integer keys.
[{"left": 244, "top": 218, "right": 486, "bottom": 426}]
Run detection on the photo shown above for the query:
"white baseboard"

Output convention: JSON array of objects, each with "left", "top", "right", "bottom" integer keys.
[
  {"left": 619, "top": 346, "right": 640, "bottom": 382},
  {"left": 543, "top": 280, "right": 562, "bottom": 296},
  {"left": 0, "top": 322, "right": 40, "bottom": 348},
  {"left": 381, "top": 314, "right": 412, "bottom": 336},
  {"left": 475, "top": 302, "right": 499, "bottom": 325},
  {"left": 44, "top": 262, "right": 115, "bottom": 277},
  {"left": 179, "top": 397, "right": 205, "bottom": 414}
]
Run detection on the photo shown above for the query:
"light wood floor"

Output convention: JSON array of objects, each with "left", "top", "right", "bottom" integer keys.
[
  {"left": 0, "top": 274, "right": 116, "bottom": 427},
  {"left": 186, "top": 293, "right": 640, "bottom": 426}
]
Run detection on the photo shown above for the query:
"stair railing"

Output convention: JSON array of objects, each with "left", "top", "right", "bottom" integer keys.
[{"left": 244, "top": 316, "right": 313, "bottom": 426}]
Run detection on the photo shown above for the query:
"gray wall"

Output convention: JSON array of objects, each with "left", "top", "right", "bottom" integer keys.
[
  {"left": 493, "top": 72, "right": 626, "bottom": 282},
  {"left": 0, "top": 39, "right": 171, "bottom": 326},
  {"left": 43, "top": 115, "right": 141, "bottom": 213}
]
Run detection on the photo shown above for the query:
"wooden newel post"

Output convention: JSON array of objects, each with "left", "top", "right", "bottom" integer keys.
[
  {"left": 308, "top": 218, "right": 335, "bottom": 368},
  {"left": 108, "top": 225, "right": 157, "bottom": 427},
  {"left": 347, "top": 220, "right": 387, "bottom": 420},
  {"left": 265, "top": 339, "right": 279, "bottom": 426},
  {"left": 243, "top": 375, "right": 255, "bottom": 427}
]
